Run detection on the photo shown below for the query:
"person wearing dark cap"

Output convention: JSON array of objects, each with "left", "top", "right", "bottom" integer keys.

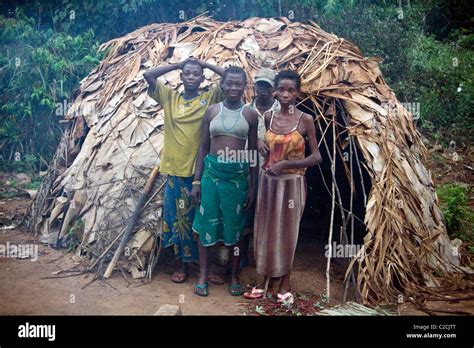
[
  {"left": 238, "top": 68, "right": 281, "bottom": 270},
  {"left": 250, "top": 68, "right": 281, "bottom": 161}
]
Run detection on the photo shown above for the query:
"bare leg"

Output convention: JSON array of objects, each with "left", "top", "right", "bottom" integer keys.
[
  {"left": 278, "top": 272, "right": 291, "bottom": 294},
  {"left": 239, "top": 234, "right": 250, "bottom": 269},
  {"left": 230, "top": 240, "right": 244, "bottom": 284},
  {"left": 197, "top": 241, "right": 209, "bottom": 285},
  {"left": 260, "top": 277, "right": 281, "bottom": 295},
  {"left": 245, "top": 276, "right": 280, "bottom": 297},
  {"left": 179, "top": 261, "right": 188, "bottom": 275},
  {"left": 171, "top": 257, "right": 189, "bottom": 283}
]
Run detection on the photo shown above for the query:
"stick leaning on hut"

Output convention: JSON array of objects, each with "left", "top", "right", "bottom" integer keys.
[{"left": 103, "top": 166, "right": 160, "bottom": 278}]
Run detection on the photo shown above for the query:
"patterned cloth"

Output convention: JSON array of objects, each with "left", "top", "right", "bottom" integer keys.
[
  {"left": 263, "top": 111, "right": 306, "bottom": 176},
  {"left": 192, "top": 154, "right": 251, "bottom": 247},
  {"left": 162, "top": 175, "right": 199, "bottom": 262}
]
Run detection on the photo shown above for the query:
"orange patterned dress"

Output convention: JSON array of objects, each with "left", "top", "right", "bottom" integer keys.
[{"left": 262, "top": 128, "right": 306, "bottom": 176}]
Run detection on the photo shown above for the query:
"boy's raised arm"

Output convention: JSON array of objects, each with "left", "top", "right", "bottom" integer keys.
[
  {"left": 143, "top": 60, "right": 186, "bottom": 96},
  {"left": 193, "top": 58, "right": 225, "bottom": 77}
]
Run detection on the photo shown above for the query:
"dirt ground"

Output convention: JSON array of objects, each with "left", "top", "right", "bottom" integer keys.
[
  {"left": 1, "top": 196, "right": 473, "bottom": 316},
  {"left": 0, "top": 197, "right": 348, "bottom": 315}
]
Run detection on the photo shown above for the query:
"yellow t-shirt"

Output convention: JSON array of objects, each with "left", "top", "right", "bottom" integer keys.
[{"left": 149, "top": 81, "right": 223, "bottom": 177}]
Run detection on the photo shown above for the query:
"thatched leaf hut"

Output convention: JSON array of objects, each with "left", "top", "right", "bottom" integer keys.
[{"left": 26, "top": 16, "right": 469, "bottom": 304}]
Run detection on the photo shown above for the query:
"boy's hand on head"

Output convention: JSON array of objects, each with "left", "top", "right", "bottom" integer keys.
[
  {"left": 176, "top": 59, "right": 188, "bottom": 70},
  {"left": 188, "top": 57, "right": 206, "bottom": 68}
]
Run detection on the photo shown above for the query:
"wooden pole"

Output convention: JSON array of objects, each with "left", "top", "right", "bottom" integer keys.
[
  {"left": 337, "top": 103, "right": 359, "bottom": 303},
  {"left": 325, "top": 117, "right": 336, "bottom": 302},
  {"left": 318, "top": 115, "right": 361, "bottom": 302},
  {"left": 104, "top": 166, "right": 160, "bottom": 279}
]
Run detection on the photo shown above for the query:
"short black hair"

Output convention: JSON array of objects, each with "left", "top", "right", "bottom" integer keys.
[
  {"left": 275, "top": 70, "right": 301, "bottom": 90},
  {"left": 223, "top": 66, "right": 247, "bottom": 84},
  {"left": 182, "top": 60, "right": 203, "bottom": 74}
]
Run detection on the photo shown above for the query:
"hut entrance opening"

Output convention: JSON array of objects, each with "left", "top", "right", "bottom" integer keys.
[{"left": 292, "top": 97, "right": 372, "bottom": 299}]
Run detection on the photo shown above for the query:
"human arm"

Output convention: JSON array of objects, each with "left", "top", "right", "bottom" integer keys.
[
  {"left": 244, "top": 108, "right": 259, "bottom": 211},
  {"left": 257, "top": 139, "right": 269, "bottom": 158},
  {"left": 192, "top": 58, "right": 225, "bottom": 77},
  {"left": 191, "top": 106, "right": 215, "bottom": 205},
  {"left": 143, "top": 60, "right": 187, "bottom": 98},
  {"left": 254, "top": 109, "right": 270, "bottom": 158},
  {"left": 257, "top": 111, "right": 273, "bottom": 157}
]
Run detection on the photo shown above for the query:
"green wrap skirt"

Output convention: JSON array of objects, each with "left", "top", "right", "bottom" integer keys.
[{"left": 192, "top": 154, "right": 251, "bottom": 247}]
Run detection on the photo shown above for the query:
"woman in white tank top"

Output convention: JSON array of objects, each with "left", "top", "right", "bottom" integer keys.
[{"left": 191, "top": 67, "right": 259, "bottom": 297}]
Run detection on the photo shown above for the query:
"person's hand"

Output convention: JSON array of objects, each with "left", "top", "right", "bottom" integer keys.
[
  {"left": 180, "top": 57, "right": 207, "bottom": 70},
  {"left": 267, "top": 161, "right": 287, "bottom": 175},
  {"left": 191, "top": 184, "right": 201, "bottom": 205},
  {"left": 244, "top": 187, "right": 256, "bottom": 211},
  {"left": 257, "top": 139, "right": 269, "bottom": 158},
  {"left": 188, "top": 57, "right": 207, "bottom": 69},
  {"left": 176, "top": 58, "right": 190, "bottom": 70}
]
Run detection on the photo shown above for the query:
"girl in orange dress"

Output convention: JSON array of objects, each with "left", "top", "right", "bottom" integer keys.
[{"left": 245, "top": 70, "right": 322, "bottom": 304}]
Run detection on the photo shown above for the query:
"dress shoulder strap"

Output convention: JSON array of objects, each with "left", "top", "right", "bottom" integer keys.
[
  {"left": 290, "top": 111, "right": 304, "bottom": 132},
  {"left": 269, "top": 110, "right": 277, "bottom": 131}
]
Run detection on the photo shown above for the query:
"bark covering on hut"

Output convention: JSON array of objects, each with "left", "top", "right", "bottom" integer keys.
[{"left": 27, "top": 16, "right": 469, "bottom": 304}]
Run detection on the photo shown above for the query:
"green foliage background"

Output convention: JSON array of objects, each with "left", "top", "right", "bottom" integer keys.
[
  {"left": 1, "top": 0, "right": 473, "bottom": 172},
  {"left": 436, "top": 183, "right": 473, "bottom": 245}
]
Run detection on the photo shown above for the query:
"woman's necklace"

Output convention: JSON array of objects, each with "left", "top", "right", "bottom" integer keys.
[
  {"left": 221, "top": 102, "right": 243, "bottom": 131},
  {"left": 223, "top": 99, "right": 242, "bottom": 110}
]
